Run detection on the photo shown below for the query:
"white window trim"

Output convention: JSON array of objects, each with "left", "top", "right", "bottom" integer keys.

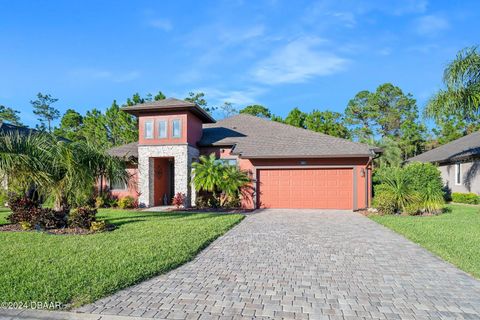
[
  {"left": 158, "top": 120, "right": 168, "bottom": 139},
  {"left": 144, "top": 120, "right": 154, "bottom": 139},
  {"left": 455, "top": 162, "right": 462, "bottom": 185},
  {"left": 172, "top": 119, "right": 181, "bottom": 138}
]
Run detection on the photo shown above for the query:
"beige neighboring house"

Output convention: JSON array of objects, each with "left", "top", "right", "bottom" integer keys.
[{"left": 408, "top": 131, "right": 480, "bottom": 194}]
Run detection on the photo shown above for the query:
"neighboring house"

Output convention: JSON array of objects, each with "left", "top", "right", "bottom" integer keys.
[
  {"left": 407, "top": 131, "right": 480, "bottom": 194},
  {"left": 108, "top": 98, "right": 381, "bottom": 210}
]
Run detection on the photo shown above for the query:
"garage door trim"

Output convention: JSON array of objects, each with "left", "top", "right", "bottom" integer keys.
[{"left": 253, "top": 165, "right": 357, "bottom": 210}]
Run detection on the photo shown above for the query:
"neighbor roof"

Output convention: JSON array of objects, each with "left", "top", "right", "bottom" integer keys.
[
  {"left": 0, "top": 121, "right": 34, "bottom": 135},
  {"left": 121, "top": 98, "right": 215, "bottom": 123},
  {"left": 108, "top": 142, "right": 138, "bottom": 160},
  {"left": 407, "top": 130, "right": 480, "bottom": 164},
  {"left": 198, "top": 114, "right": 379, "bottom": 158}
]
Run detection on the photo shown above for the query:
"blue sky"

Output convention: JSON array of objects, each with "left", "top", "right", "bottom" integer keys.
[{"left": 1, "top": 0, "right": 479, "bottom": 128}]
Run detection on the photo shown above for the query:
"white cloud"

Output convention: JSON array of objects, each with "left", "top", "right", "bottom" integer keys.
[
  {"left": 69, "top": 68, "right": 140, "bottom": 83},
  {"left": 251, "top": 37, "right": 348, "bottom": 85},
  {"left": 147, "top": 18, "right": 172, "bottom": 31},
  {"left": 414, "top": 14, "right": 449, "bottom": 36},
  {"left": 192, "top": 87, "right": 265, "bottom": 106}
]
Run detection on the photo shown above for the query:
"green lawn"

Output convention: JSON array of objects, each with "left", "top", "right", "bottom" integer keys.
[
  {"left": 370, "top": 204, "right": 480, "bottom": 278},
  {"left": 0, "top": 209, "right": 243, "bottom": 308}
]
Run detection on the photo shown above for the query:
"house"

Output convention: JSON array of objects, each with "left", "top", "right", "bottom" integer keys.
[
  {"left": 407, "top": 131, "right": 480, "bottom": 194},
  {"left": 108, "top": 98, "right": 381, "bottom": 210}
]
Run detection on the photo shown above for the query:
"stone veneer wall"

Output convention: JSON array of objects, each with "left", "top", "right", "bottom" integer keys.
[{"left": 138, "top": 145, "right": 199, "bottom": 207}]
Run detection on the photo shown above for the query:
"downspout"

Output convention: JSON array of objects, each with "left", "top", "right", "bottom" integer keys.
[{"left": 365, "top": 150, "right": 382, "bottom": 208}]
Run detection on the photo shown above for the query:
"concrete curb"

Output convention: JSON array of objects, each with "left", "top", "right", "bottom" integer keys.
[{"left": 0, "top": 309, "right": 158, "bottom": 320}]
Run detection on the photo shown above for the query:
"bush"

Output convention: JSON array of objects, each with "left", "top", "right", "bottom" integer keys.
[
  {"left": 68, "top": 207, "right": 97, "bottom": 229},
  {"left": 118, "top": 196, "right": 135, "bottom": 209},
  {"left": 373, "top": 163, "right": 445, "bottom": 215},
  {"left": 451, "top": 192, "right": 480, "bottom": 204},
  {"left": 0, "top": 188, "right": 8, "bottom": 207},
  {"left": 36, "top": 208, "right": 67, "bottom": 229},
  {"left": 403, "top": 162, "right": 444, "bottom": 195},
  {"left": 7, "top": 195, "right": 40, "bottom": 224},
  {"left": 95, "top": 195, "right": 107, "bottom": 208},
  {"left": 90, "top": 221, "right": 106, "bottom": 232},
  {"left": 172, "top": 193, "right": 186, "bottom": 209},
  {"left": 372, "top": 192, "right": 397, "bottom": 215},
  {"left": 19, "top": 221, "right": 32, "bottom": 230}
]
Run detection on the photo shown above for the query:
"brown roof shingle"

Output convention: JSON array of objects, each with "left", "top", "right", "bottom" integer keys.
[
  {"left": 108, "top": 142, "right": 138, "bottom": 160},
  {"left": 199, "top": 114, "right": 377, "bottom": 158}
]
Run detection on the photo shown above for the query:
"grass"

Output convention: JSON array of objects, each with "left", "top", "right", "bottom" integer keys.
[
  {"left": 0, "top": 209, "right": 243, "bottom": 308},
  {"left": 370, "top": 204, "right": 480, "bottom": 278}
]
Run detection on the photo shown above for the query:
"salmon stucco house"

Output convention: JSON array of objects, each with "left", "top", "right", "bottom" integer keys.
[{"left": 107, "top": 98, "right": 381, "bottom": 210}]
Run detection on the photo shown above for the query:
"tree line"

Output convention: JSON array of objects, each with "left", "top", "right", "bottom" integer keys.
[{"left": 1, "top": 46, "right": 478, "bottom": 164}]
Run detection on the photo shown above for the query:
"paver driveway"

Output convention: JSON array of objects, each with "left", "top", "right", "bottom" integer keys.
[{"left": 77, "top": 210, "right": 480, "bottom": 319}]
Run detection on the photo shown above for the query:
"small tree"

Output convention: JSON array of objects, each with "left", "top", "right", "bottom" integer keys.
[
  {"left": 192, "top": 153, "right": 251, "bottom": 208},
  {"left": 31, "top": 93, "right": 60, "bottom": 133},
  {"left": 0, "top": 105, "right": 22, "bottom": 126}
]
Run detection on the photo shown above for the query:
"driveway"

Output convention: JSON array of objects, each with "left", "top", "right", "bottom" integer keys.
[{"left": 77, "top": 209, "right": 480, "bottom": 319}]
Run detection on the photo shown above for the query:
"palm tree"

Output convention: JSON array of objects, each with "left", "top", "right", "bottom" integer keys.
[
  {"left": 0, "top": 131, "right": 128, "bottom": 211},
  {"left": 192, "top": 153, "right": 251, "bottom": 207},
  {"left": 378, "top": 168, "right": 419, "bottom": 213},
  {"left": 218, "top": 165, "right": 251, "bottom": 207},
  {"left": 426, "top": 46, "right": 480, "bottom": 120},
  {"left": 192, "top": 153, "right": 223, "bottom": 198}
]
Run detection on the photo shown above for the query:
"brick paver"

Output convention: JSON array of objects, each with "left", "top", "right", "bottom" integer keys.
[{"left": 76, "top": 210, "right": 480, "bottom": 319}]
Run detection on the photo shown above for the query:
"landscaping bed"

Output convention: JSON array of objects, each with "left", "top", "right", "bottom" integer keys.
[
  {"left": 370, "top": 204, "right": 480, "bottom": 278},
  {"left": 0, "top": 208, "right": 244, "bottom": 309}
]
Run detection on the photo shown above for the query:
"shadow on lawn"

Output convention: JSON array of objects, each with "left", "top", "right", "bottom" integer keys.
[{"left": 103, "top": 212, "right": 222, "bottom": 228}]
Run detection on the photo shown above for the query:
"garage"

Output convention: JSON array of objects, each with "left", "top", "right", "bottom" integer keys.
[{"left": 257, "top": 168, "right": 354, "bottom": 209}]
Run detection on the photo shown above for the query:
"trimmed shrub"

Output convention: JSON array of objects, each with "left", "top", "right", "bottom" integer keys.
[
  {"left": 451, "top": 192, "right": 480, "bottom": 204},
  {"left": 36, "top": 208, "right": 67, "bottom": 229},
  {"left": 90, "top": 221, "right": 106, "bottom": 232},
  {"left": 68, "top": 207, "right": 97, "bottom": 229},
  {"left": 172, "top": 193, "right": 186, "bottom": 209},
  {"left": 372, "top": 191, "right": 397, "bottom": 215},
  {"left": 7, "top": 195, "right": 40, "bottom": 224},
  {"left": 118, "top": 196, "right": 135, "bottom": 209}
]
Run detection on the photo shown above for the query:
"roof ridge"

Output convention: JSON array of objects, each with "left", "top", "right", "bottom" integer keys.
[{"left": 408, "top": 130, "right": 480, "bottom": 162}]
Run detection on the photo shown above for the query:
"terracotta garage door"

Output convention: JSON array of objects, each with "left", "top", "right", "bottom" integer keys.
[{"left": 257, "top": 168, "right": 353, "bottom": 209}]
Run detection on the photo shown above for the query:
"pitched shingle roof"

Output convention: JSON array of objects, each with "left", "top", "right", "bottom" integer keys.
[
  {"left": 108, "top": 142, "right": 138, "bottom": 160},
  {"left": 0, "top": 121, "right": 34, "bottom": 135},
  {"left": 199, "top": 114, "right": 378, "bottom": 158},
  {"left": 121, "top": 98, "right": 215, "bottom": 123},
  {"left": 407, "top": 130, "right": 480, "bottom": 164}
]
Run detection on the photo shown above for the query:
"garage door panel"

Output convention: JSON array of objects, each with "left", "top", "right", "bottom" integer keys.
[{"left": 258, "top": 168, "right": 353, "bottom": 209}]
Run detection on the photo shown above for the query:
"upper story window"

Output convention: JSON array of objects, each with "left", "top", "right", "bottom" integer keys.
[
  {"left": 144, "top": 120, "right": 153, "bottom": 139},
  {"left": 172, "top": 119, "right": 181, "bottom": 138},
  {"left": 455, "top": 162, "right": 462, "bottom": 185},
  {"left": 158, "top": 120, "right": 167, "bottom": 138}
]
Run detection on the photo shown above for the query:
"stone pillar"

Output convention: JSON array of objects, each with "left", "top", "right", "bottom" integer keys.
[{"left": 137, "top": 145, "right": 199, "bottom": 208}]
